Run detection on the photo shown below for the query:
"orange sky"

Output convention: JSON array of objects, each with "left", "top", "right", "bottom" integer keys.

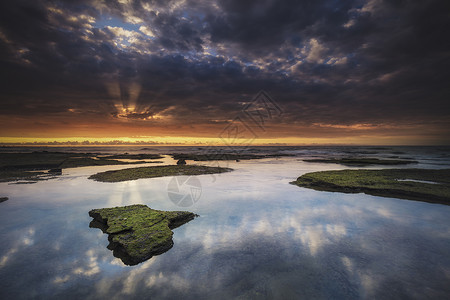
[
  {"left": 1, "top": 112, "right": 448, "bottom": 146},
  {"left": 1, "top": 1, "right": 449, "bottom": 146}
]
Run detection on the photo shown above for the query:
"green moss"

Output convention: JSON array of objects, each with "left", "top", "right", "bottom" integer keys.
[
  {"left": 89, "top": 204, "right": 197, "bottom": 265},
  {"left": 303, "top": 157, "right": 417, "bottom": 166},
  {"left": 89, "top": 165, "right": 233, "bottom": 182},
  {"left": 292, "top": 168, "right": 450, "bottom": 205}
]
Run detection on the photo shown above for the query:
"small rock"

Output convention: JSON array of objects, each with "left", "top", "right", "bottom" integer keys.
[
  {"left": 177, "top": 159, "right": 186, "bottom": 165},
  {"left": 89, "top": 204, "right": 197, "bottom": 265}
]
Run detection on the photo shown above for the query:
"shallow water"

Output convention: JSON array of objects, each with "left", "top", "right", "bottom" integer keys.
[{"left": 1, "top": 148, "right": 450, "bottom": 299}]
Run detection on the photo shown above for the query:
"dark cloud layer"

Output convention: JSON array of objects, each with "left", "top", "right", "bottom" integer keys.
[{"left": 0, "top": 0, "right": 449, "bottom": 142}]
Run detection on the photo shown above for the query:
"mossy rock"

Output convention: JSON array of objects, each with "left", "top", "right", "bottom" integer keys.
[
  {"left": 292, "top": 168, "right": 450, "bottom": 205},
  {"left": 89, "top": 165, "right": 232, "bottom": 182},
  {"left": 89, "top": 204, "right": 197, "bottom": 265}
]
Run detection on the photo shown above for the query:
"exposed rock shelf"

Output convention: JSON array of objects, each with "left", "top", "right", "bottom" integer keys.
[
  {"left": 89, "top": 204, "right": 197, "bottom": 265},
  {"left": 292, "top": 168, "right": 450, "bottom": 205}
]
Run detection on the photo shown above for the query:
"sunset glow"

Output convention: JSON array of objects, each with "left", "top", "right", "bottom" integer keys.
[
  {"left": 0, "top": 0, "right": 449, "bottom": 145},
  {"left": 1, "top": 1, "right": 450, "bottom": 298}
]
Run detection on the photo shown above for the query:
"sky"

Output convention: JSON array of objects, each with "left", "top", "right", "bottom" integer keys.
[{"left": 0, "top": 0, "right": 449, "bottom": 145}]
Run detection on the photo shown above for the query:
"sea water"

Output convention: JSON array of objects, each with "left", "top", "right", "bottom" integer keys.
[{"left": 0, "top": 146, "right": 449, "bottom": 299}]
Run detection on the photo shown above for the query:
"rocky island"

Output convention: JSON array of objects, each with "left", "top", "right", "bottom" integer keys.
[
  {"left": 292, "top": 168, "right": 450, "bottom": 205},
  {"left": 89, "top": 204, "right": 197, "bottom": 265},
  {"left": 89, "top": 165, "right": 232, "bottom": 182}
]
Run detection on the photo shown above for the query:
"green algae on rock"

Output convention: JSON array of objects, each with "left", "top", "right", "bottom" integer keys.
[
  {"left": 303, "top": 157, "right": 417, "bottom": 166},
  {"left": 89, "top": 204, "right": 197, "bottom": 265},
  {"left": 292, "top": 168, "right": 450, "bottom": 205},
  {"left": 89, "top": 165, "right": 232, "bottom": 182}
]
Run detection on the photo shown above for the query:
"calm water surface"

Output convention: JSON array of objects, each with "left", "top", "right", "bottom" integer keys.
[{"left": 1, "top": 147, "right": 450, "bottom": 299}]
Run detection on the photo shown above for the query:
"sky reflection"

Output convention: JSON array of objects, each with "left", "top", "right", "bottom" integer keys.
[{"left": 0, "top": 155, "right": 450, "bottom": 299}]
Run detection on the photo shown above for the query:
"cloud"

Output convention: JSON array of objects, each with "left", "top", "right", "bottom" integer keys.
[
  {"left": 139, "top": 25, "right": 155, "bottom": 37},
  {"left": 0, "top": 0, "right": 449, "bottom": 143},
  {"left": 303, "top": 39, "right": 328, "bottom": 64}
]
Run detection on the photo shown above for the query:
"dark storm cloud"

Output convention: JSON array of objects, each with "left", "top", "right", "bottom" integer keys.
[
  {"left": 207, "top": 0, "right": 354, "bottom": 50},
  {"left": 0, "top": 0, "right": 449, "bottom": 132}
]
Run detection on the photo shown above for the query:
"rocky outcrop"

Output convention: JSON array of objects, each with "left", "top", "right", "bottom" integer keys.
[
  {"left": 89, "top": 204, "right": 197, "bottom": 265},
  {"left": 176, "top": 159, "right": 186, "bottom": 165},
  {"left": 292, "top": 168, "right": 450, "bottom": 205}
]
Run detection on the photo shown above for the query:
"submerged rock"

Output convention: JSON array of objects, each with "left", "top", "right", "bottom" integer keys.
[{"left": 89, "top": 204, "right": 197, "bottom": 265}]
